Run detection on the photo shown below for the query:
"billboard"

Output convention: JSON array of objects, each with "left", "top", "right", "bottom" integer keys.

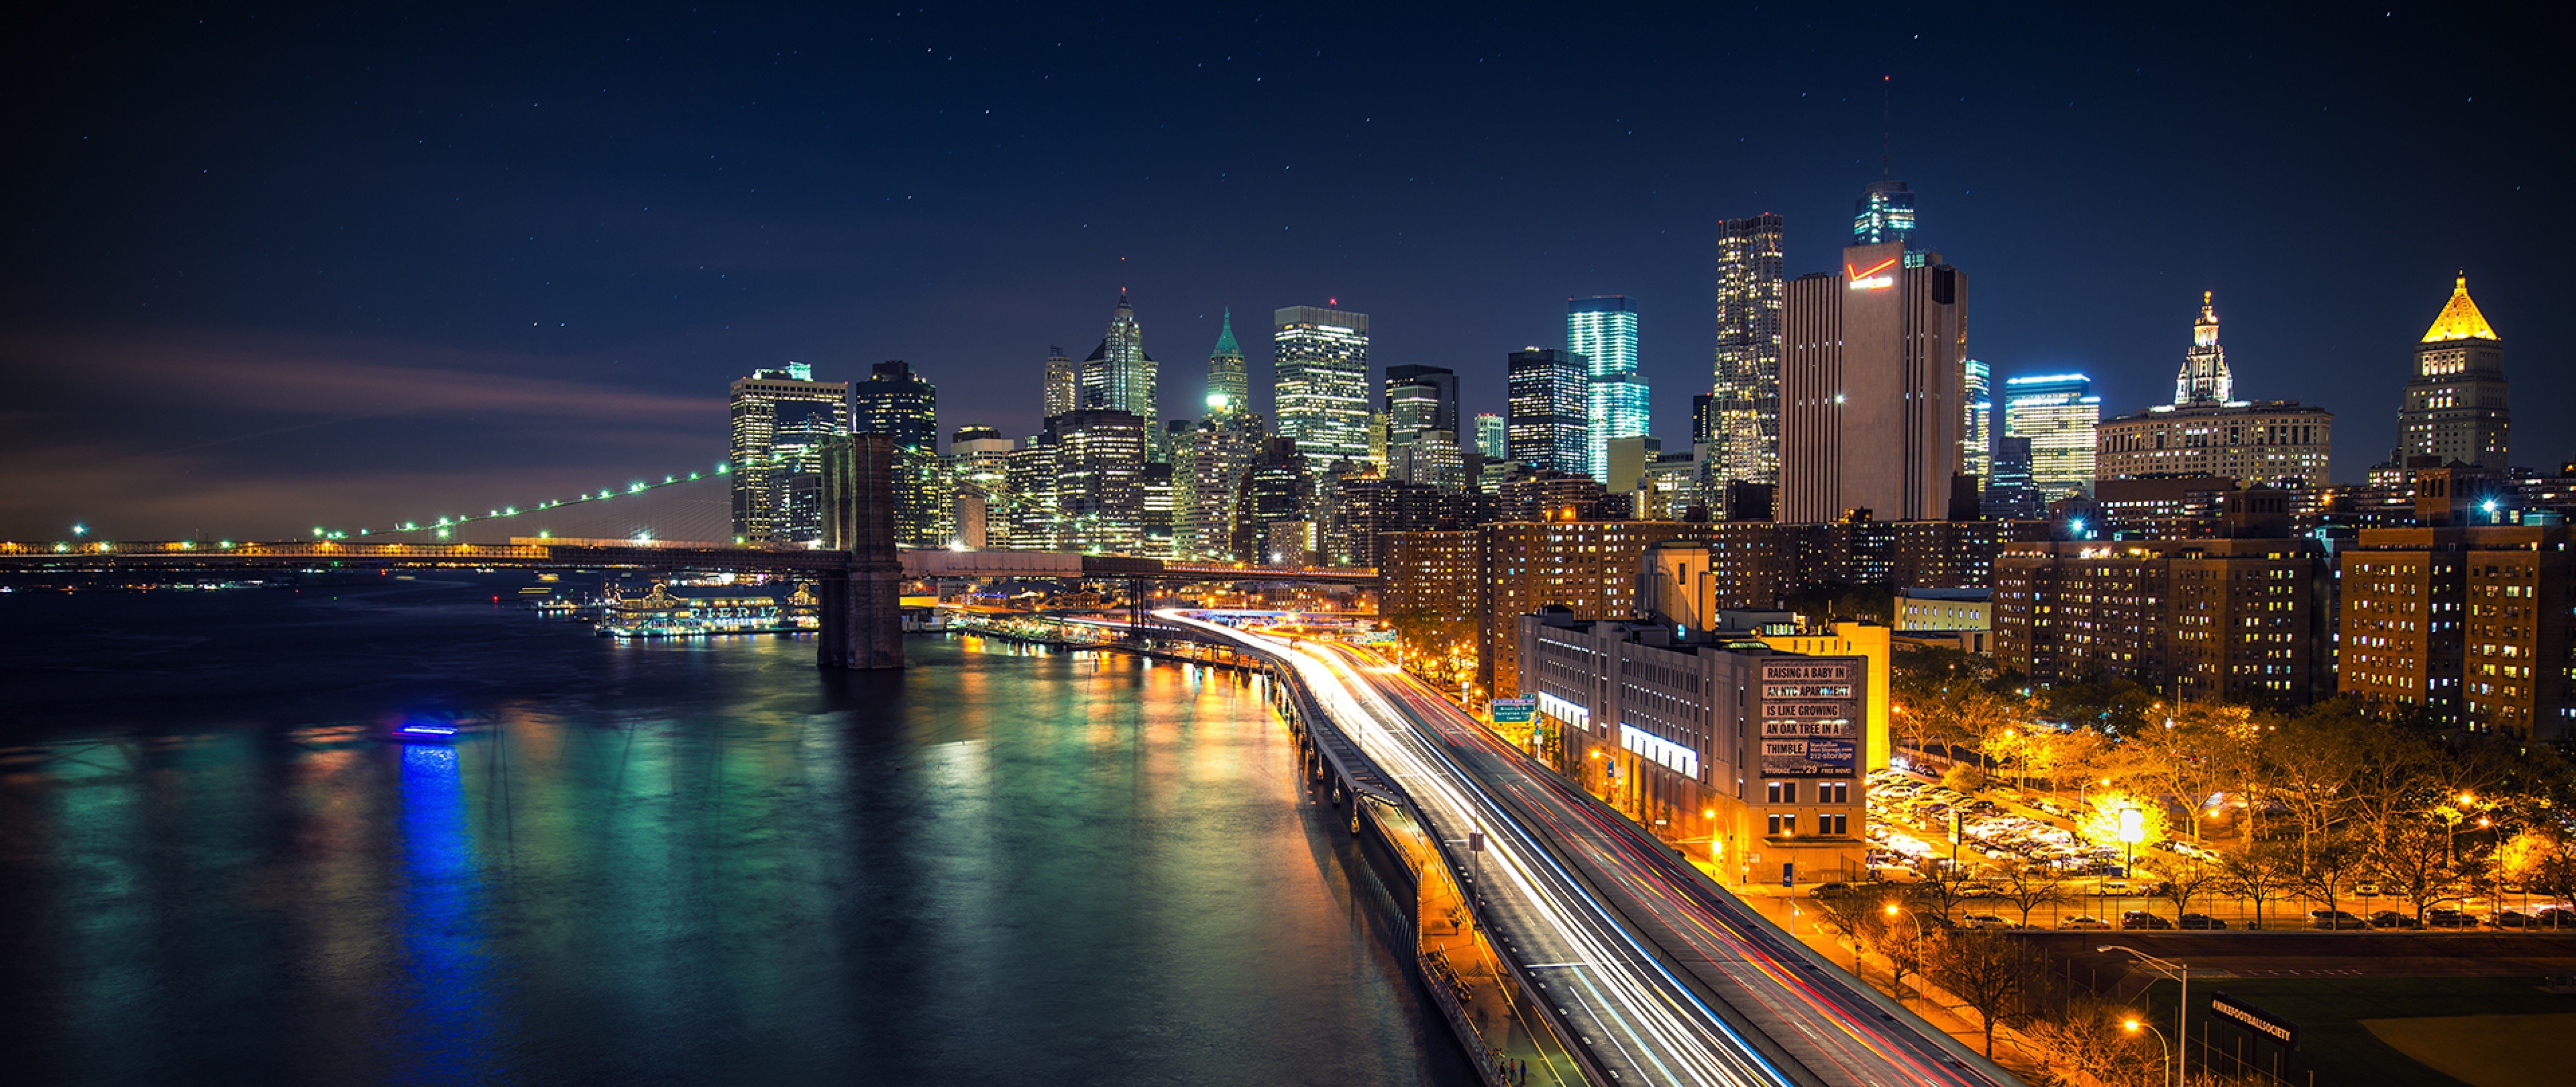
[
  {"left": 1490, "top": 697, "right": 1536, "bottom": 724},
  {"left": 1758, "top": 659, "right": 1859, "bottom": 777},
  {"left": 1761, "top": 737, "right": 1858, "bottom": 778}
]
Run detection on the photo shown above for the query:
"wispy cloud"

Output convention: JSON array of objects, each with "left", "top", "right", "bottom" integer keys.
[{"left": 0, "top": 329, "right": 730, "bottom": 538}]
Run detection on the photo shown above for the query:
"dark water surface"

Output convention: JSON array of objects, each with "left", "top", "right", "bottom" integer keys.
[{"left": 0, "top": 575, "right": 1468, "bottom": 1086}]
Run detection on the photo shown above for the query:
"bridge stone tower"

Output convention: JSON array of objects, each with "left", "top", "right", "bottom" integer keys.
[{"left": 818, "top": 434, "right": 907, "bottom": 669}]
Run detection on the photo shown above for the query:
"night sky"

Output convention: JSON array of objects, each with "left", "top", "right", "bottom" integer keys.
[{"left": 3, "top": 4, "right": 2563, "bottom": 540}]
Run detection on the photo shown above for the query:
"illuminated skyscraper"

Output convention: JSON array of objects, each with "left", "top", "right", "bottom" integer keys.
[
  {"left": 1473, "top": 413, "right": 1507, "bottom": 462},
  {"left": 2001, "top": 373, "right": 2100, "bottom": 502},
  {"left": 1506, "top": 348, "right": 1590, "bottom": 476},
  {"left": 1386, "top": 364, "right": 1460, "bottom": 436},
  {"left": 1779, "top": 209, "right": 1967, "bottom": 523},
  {"left": 1204, "top": 308, "right": 1250, "bottom": 419},
  {"left": 2399, "top": 273, "right": 2510, "bottom": 471},
  {"left": 1273, "top": 304, "right": 1373, "bottom": 469},
  {"left": 1961, "top": 357, "right": 1992, "bottom": 482},
  {"left": 728, "top": 364, "right": 851, "bottom": 543},
  {"left": 1047, "top": 409, "right": 1147, "bottom": 554},
  {"left": 1569, "top": 296, "right": 1646, "bottom": 482},
  {"left": 2174, "top": 292, "right": 2234, "bottom": 406},
  {"left": 1042, "top": 346, "right": 1078, "bottom": 419},
  {"left": 1852, "top": 180, "right": 1916, "bottom": 248},
  {"left": 949, "top": 425, "right": 1014, "bottom": 550},
  {"left": 1079, "top": 293, "right": 1157, "bottom": 419},
  {"left": 851, "top": 360, "right": 949, "bottom": 547},
  {"left": 1712, "top": 214, "right": 1786, "bottom": 486},
  {"left": 1175, "top": 411, "right": 1268, "bottom": 559}
]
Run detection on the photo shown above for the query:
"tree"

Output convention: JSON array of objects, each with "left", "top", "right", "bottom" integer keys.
[
  {"left": 1909, "top": 862, "right": 1982, "bottom": 925},
  {"left": 2021, "top": 996, "right": 2167, "bottom": 1087},
  {"left": 1806, "top": 884, "right": 1885, "bottom": 974},
  {"left": 2215, "top": 839, "right": 2297, "bottom": 930},
  {"left": 2153, "top": 858, "right": 2220, "bottom": 919},
  {"left": 1994, "top": 859, "right": 2074, "bottom": 928},
  {"left": 1928, "top": 929, "right": 2048, "bottom": 1058},
  {"left": 2370, "top": 819, "right": 2466, "bottom": 921},
  {"left": 2295, "top": 832, "right": 2367, "bottom": 921},
  {"left": 2504, "top": 831, "right": 2576, "bottom": 914}
]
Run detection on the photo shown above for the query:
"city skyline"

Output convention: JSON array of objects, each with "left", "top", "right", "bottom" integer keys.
[{"left": 3, "top": 6, "right": 2566, "bottom": 539}]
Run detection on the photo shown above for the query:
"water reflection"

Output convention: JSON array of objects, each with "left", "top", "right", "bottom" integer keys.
[
  {"left": 0, "top": 582, "right": 1470, "bottom": 1086},
  {"left": 394, "top": 742, "right": 493, "bottom": 1083}
]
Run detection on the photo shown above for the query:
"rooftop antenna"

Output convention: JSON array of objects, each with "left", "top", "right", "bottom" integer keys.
[{"left": 1881, "top": 75, "right": 1892, "bottom": 181}]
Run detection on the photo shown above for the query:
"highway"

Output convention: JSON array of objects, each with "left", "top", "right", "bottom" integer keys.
[{"left": 1159, "top": 611, "right": 2022, "bottom": 1087}]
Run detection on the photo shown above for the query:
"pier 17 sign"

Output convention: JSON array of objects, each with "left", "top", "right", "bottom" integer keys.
[{"left": 1758, "top": 660, "right": 1860, "bottom": 778}]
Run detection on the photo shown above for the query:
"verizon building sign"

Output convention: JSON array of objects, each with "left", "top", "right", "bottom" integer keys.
[{"left": 1759, "top": 660, "right": 1860, "bottom": 778}]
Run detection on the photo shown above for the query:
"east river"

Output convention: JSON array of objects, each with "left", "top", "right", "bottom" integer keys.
[{"left": 0, "top": 573, "right": 1473, "bottom": 1085}]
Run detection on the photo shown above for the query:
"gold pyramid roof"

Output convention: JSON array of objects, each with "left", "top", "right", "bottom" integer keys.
[{"left": 2421, "top": 273, "right": 2499, "bottom": 343}]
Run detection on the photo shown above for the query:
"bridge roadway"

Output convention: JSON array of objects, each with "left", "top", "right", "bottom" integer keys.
[
  {"left": 1160, "top": 611, "right": 2021, "bottom": 1087},
  {"left": 0, "top": 539, "right": 1376, "bottom": 584}
]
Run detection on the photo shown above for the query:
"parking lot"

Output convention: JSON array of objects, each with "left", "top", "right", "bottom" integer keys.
[{"left": 1864, "top": 769, "right": 2575, "bottom": 932}]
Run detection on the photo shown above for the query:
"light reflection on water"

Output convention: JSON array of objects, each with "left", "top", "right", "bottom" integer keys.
[{"left": 0, "top": 578, "right": 1469, "bottom": 1086}]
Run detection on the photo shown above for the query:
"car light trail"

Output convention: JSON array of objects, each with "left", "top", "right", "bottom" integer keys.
[{"left": 1160, "top": 611, "right": 2021, "bottom": 1087}]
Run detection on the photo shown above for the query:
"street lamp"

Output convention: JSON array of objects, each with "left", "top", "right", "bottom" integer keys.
[
  {"left": 2101, "top": 944, "right": 2189, "bottom": 1087},
  {"left": 2122, "top": 1017, "right": 2170, "bottom": 1086}
]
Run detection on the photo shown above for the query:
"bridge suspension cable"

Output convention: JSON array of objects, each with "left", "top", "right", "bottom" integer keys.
[{"left": 316, "top": 461, "right": 734, "bottom": 544}]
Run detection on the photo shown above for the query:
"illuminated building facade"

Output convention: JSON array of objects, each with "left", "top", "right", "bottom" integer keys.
[
  {"left": 850, "top": 360, "right": 950, "bottom": 548},
  {"left": 2399, "top": 274, "right": 2510, "bottom": 471},
  {"left": 1079, "top": 293, "right": 1158, "bottom": 420},
  {"left": 1042, "top": 346, "right": 1078, "bottom": 419},
  {"left": 728, "top": 363, "right": 851, "bottom": 543},
  {"left": 2001, "top": 374, "right": 2100, "bottom": 502},
  {"left": 1004, "top": 440, "right": 1059, "bottom": 548},
  {"left": 1521, "top": 613, "right": 1870, "bottom": 881},
  {"left": 1046, "top": 409, "right": 1147, "bottom": 554},
  {"left": 1779, "top": 233, "right": 1967, "bottom": 522},
  {"left": 1482, "top": 519, "right": 1702, "bottom": 697},
  {"left": 1385, "top": 364, "right": 1464, "bottom": 492},
  {"left": 1961, "top": 357, "right": 1991, "bottom": 482},
  {"left": 1273, "top": 304, "right": 1373, "bottom": 469},
  {"left": 1232, "top": 437, "right": 1315, "bottom": 562},
  {"left": 1852, "top": 180, "right": 1916, "bottom": 248},
  {"left": 1506, "top": 347, "right": 1590, "bottom": 476},
  {"left": 1473, "top": 413, "right": 1507, "bottom": 462},
  {"left": 1569, "top": 296, "right": 1648, "bottom": 482},
  {"left": 1993, "top": 538, "right": 2332, "bottom": 705},
  {"left": 2097, "top": 294, "right": 2332, "bottom": 489},
  {"left": 1204, "top": 308, "right": 1250, "bottom": 418},
  {"left": 2175, "top": 291, "right": 2234, "bottom": 405},
  {"left": 1381, "top": 530, "right": 1484, "bottom": 691},
  {"left": 949, "top": 425, "right": 1014, "bottom": 549},
  {"left": 1173, "top": 411, "right": 1268, "bottom": 560},
  {"left": 2339, "top": 526, "right": 2570, "bottom": 737},
  {"left": 1712, "top": 213, "right": 1787, "bottom": 486}
]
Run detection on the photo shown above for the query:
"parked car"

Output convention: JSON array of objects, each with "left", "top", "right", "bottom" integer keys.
[
  {"left": 1812, "top": 882, "right": 1857, "bottom": 895},
  {"left": 2178, "top": 913, "right": 2229, "bottom": 930},
  {"left": 1962, "top": 913, "right": 2017, "bottom": 929},
  {"left": 2368, "top": 910, "right": 2423, "bottom": 929},
  {"left": 2120, "top": 911, "right": 2176, "bottom": 930},
  {"left": 2097, "top": 879, "right": 2135, "bottom": 895},
  {"left": 2491, "top": 909, "right": 2532, "bottom": 928},
  {"left": 2309, "top": 909, "right": 2367, "bottom": 930},
  {"left": 2425, "top": 908, "right": 2476, "bottom": 928},
  {"left": 2538, "top": 907, "right": 2576, "bottom": 929},
  {"left": 2061, "top": 915, "right": 2114, "bottom": 930}
]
